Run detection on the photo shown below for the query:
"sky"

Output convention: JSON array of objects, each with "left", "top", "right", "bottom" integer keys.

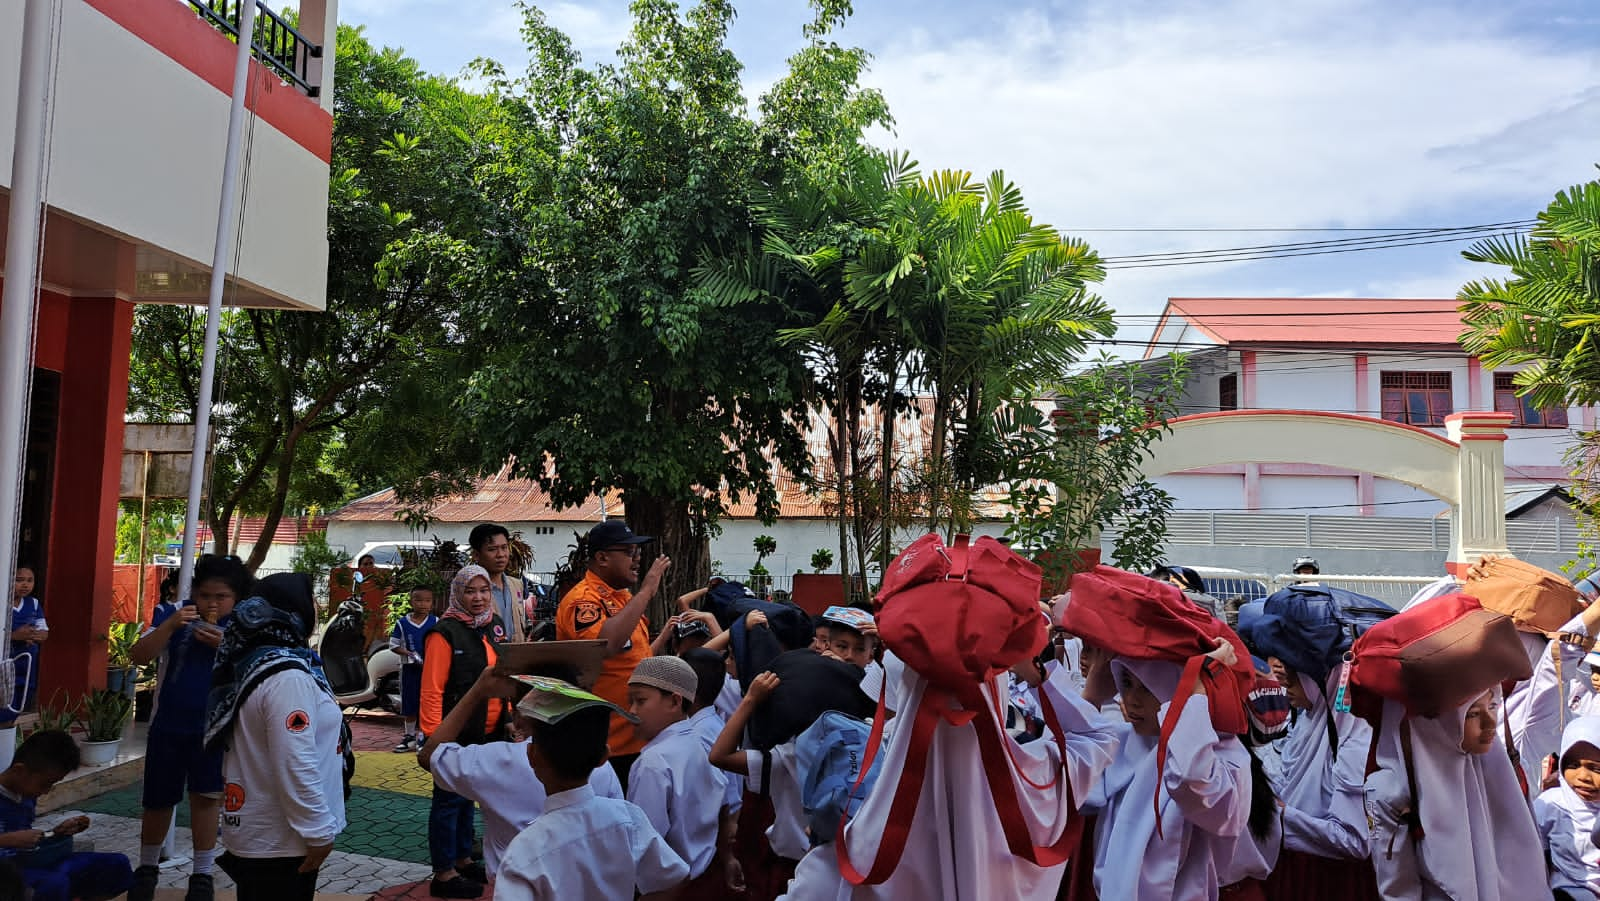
[{"left": 338, "top": 0, "right": 1600, "bottom": 350}]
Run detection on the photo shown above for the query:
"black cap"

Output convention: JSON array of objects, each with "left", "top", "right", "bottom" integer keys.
[{"left": 587, "top": 520, "right": 653, "bottom": 550}]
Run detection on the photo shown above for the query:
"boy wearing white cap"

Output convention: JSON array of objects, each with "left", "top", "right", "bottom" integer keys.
[
  {"left": 495, "top": 677, "right": 688, "bottom": 901},
  {"left": 627, "top": 656, "right": 728, "bottom": 897}
]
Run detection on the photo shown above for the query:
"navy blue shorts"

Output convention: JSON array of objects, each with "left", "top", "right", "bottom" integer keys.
[
  {"left": 401, "top": 663, "right": 423, "bottom": 718},
  {"left": 140, "top": 728, "right": 224, "bottom": 809}
]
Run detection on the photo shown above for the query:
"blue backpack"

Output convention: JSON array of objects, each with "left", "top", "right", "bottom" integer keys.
[
  {"left": 1239, "top": 584, "right": 1397, "bottom": 684},
  {"left": 793, "top": 710, "right": 882, "bottom": 846}
]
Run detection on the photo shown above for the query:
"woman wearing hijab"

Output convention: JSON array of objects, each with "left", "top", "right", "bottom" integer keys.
[
  {"left": 1366, "top": 689, "right": 1546, "bottom": 900},
  {"left": 420, "top": 565, "right": 509, "bottom": 899},
  {"left": 205, "top": 573, "right": 345, "bottom": 901},
  {"left": 1082, "top": 654, "right": 1253, "bottom": 901},
  {"left": 1535, "top": 716, "right": 1600, "bottom": 898}
]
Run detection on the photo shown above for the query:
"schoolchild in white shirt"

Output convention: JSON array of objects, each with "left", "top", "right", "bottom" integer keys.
[
  {"left": 495, "top": 681, "right": 688, "bottom": 901},
  {"left": 1534, "top": 716, "right": 1600, "bottom": 899},
  {"left": 416, "top": 663, "right": 623, "bottom": 877},
  {"left": 681, "top": 648, "right": 744, "bottom": 892},
  {"left": 626, "top": 656, "right": 727, "bottom": 898}
]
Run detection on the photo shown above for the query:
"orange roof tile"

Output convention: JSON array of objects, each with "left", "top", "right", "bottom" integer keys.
[{"left": 1149, "top": 298, "right": 1465, "bottom": 357}]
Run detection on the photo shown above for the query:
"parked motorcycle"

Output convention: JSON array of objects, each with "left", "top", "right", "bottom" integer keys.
[{"left": 313, "top": 598, "right": 403, "bottom": 712}]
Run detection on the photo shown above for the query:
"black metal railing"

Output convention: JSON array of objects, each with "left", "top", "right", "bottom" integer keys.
[{"left": 186, "top": 0, "right": 323, "bottom": 97}]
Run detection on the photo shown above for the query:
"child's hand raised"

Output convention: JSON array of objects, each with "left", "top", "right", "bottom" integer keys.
[
  {"left": 744, "top": 610, "right": 768, "bottom": 630},
  {"left": 746, "top": 671, "right": 780, "bottom": 704},
  {"left": 1204, "top": 637, "right": 1239, "bottom": 669}
]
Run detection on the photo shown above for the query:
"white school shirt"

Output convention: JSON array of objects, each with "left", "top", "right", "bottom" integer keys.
[
  {"left": 715, "top": 678, "right": 743, "bottom": 722},
  {"left": 627, "top": 718, "right": 725, "bottom": 879},
  {"left": 1508, "top": 615, "right": 1591, "bottom": 791},
  {"left": 495, "top": 785, "right": 689, "bottom": 901},
  {"left": 220, "top": 669, "right": 346, "bottom": 856},
  {"left": 429, "top": 738, "right": 622, "bottom": 875},
  {"left": 745, "top": 741, "right": 810, "bottom": 860},
  {"left": 689, "top": 705, "right": 742, "bottom": 812},
  {"left": 1273, "top": 672, "right": 1372, "bottom": 859}
]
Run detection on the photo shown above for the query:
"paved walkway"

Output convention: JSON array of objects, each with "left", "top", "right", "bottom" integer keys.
[{"left": 62, "top": 713, "right": 457, "bottom": 899}]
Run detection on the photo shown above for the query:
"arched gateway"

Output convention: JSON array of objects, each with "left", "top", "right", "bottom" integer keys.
[{"left": 1138, "top": 410, "right": 1515, "bottom": 573}]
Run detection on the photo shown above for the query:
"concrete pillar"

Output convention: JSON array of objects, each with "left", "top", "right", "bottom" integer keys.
[
  {"left": 1445, "top": 411, "right": 1514, "bottom": 573},
  {"left": 39, "top": 297, "right": 135, "bottom": 698},
  {"left": 297, "top": 0, "right": 338, "bottom": 113}
]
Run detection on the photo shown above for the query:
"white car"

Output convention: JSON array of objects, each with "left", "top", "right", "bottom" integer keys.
[{"left": 350, "top": 540, "right": 436, "bottom": 570}]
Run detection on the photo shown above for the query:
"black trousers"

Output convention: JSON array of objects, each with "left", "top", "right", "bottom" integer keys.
[{"left": 217, "top": 852, "right": 317, "bottom": 901}]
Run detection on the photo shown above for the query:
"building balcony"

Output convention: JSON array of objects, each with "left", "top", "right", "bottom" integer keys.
[{"left": 0, "top": 0, "right": 339, "bottom": 311}]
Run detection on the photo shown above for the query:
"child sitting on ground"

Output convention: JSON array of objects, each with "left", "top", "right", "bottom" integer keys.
[
  {"left": 626, "top": 656, "right": 727, "bottom": 897},
  {"left": 1535, "top": 716, "right": 1600, "bottom": 899},
  {"left": 390, "top": 585, "right": 438, "bottom": 753},
  {"left": 495, "top": 679, "right": 688, "bottom": 901},
  {"left": 0, "top": 730, "right": 133, "bottom": 901}
]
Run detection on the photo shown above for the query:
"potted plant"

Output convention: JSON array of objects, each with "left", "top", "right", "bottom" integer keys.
[
  {"left": 77, "top": 688, "right": 133, "bottom": 766},
  {"left": 105, "top": 621, "right": 141, "bottom": 698}
]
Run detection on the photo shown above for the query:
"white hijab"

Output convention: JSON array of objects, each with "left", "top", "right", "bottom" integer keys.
[
  {"left": 1374, "top": 692, "right": 1545, "bottom": 900},
  {"left": 1542, "top": 716, "right": 1600, "bottom": 893}
]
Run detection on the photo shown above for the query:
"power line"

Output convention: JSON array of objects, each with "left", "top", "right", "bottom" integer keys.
[
  {"left": 1071, "top": 225, "right": 1531, "bottom": 233},
  {"left": 1100, "top": 221, "right": 1534, "bottom": 263},
  {"left": 1102, "top": 229, "right": 1529, "bottom": 270}
]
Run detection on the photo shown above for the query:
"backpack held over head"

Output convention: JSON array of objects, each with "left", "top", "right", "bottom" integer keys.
[
  {"left": 795, "top": 711, "right": 883, "bottom": 846},
  {"left": 1239, "top": 584, "right": 1397, "bottom": 685},
  {"left": 1463, "top": 555, "right": 1585, "bottom": 635},
  {"left": 1062, "top": 565, "right": 1256, "bottom": 834},
  {"left": 747, "top": 649, "right": 875, "bottom": 752},
  {"left": 837, "top": 533, "right": 1080, "bottom": 885},
  {"left": 1347, "top": 593, "right": 1532, "bottom": 721},
  {"left": 705, "top": 581, "right": 814, "bottom": 689}
]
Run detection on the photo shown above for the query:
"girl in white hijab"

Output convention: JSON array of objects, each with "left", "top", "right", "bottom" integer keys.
[
  {"left": 1534, "top": 715, "right": 1600, "bottom": 898},
  {"left": 1081, "top": 655, "right": 1252, "bottom": 901},
  {"left": 1365, "top": 688, "right": 1547, "bottom": 900}
]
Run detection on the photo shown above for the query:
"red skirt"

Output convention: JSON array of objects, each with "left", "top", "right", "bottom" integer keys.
[
  {"left": 735, "top": 789, "right": 799, "bottom": 901},
  {"left": 1058, "top": 813, "right": 1098, "bottom": 901},
  {"left": 680, "top": 862, "right": 733, "bottom": 901},
  {"left": 1262, "top": 849, "right": 1380, "bottom": 901}
]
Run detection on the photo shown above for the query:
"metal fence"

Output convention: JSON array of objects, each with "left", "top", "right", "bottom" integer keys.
[
  {"left": 186, "top": 0, "right": 323, "bottom": 95},
  {"left": 1198, "top": 572, "right": 1441, "bottom": 608},
  {"left": 1109, "top": 511, "right": 1583, "bottom": 557}
]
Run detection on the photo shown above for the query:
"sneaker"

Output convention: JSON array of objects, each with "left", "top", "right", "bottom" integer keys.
[
  {"left": 457, "top": 860, "right": 488, "bottom": 883},
  {"left": 430, "top": 876, "right": 484, "bottom": 899},
  {"left": 392, "top": 734, "right": 416, "bottom": 753},
  {"left": 185, "top": 873, "right": 215, "bottom": 901},
  {"left": 128, "top": 865, "right": 160, "bottom": 901}
]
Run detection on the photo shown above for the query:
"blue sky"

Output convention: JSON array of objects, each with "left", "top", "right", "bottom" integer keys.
[{"left": 339, "top": 0, "right": 1600, "bottom": 348}]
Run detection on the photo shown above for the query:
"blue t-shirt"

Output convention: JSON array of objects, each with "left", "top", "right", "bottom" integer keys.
[
  {"left": 149, "top": 601, "right": 231, "bottom": 735},
  {"left": 10, "top": 596, "right": 43, "bottom": 655},
  {"left": 390, "top": 614, "right": 436, "bottom": 661},
  {"left": 0, "top": 786, "right": 34, "bottom": 856}
]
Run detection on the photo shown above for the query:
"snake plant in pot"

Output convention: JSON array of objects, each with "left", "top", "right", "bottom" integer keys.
[{"left": 77, "top": 688, "right": 133, "bottom": 766}]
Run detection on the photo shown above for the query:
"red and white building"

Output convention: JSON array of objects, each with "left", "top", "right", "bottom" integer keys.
[
  {"left": 1144, "top": 297, "right": 1589, "bottom": 518},
  {"left": 1, "top": 0, "right": 336, "bottom": 697}
]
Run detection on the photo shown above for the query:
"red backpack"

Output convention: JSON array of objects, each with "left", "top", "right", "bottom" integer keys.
[
  {"left": 836, "top": 533, "right": 1080, "bottom": 885},
  {"left": 1062, "top": 566, "right": 1254, "bottom": 834}
]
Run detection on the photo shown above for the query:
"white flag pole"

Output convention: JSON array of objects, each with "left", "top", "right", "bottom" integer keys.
[{"left": 177, "top": 0, "right": 258, "bottom": 602}]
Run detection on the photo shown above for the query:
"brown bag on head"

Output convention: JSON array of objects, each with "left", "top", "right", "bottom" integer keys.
[
  {"left": 1464, "top": 555, "right": 1584, "bottom": 635},
  {"left": 1397, "top": 608, "right": 1532, "bottom": 718}
]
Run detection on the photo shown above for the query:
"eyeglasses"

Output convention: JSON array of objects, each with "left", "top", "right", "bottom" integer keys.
[{"left": 604, "top": 546, "right": 642, "bottom": 559}]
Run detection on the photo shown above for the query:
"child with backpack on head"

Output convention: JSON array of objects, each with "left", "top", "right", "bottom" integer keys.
[
  {"left": 626, "top": 656, "right": 728, "bottom": 898},
  {"left": 0, "top": 730, "right": 134, "bottom": 901},
  {"left": 1535, "top": 716, "right": 1600, "bottom": 898},
  {"left": 494, "top": 679, "right": 689, "bottom": 901}
]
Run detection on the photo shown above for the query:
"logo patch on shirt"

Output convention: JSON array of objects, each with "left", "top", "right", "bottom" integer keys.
[
  {"left": 223, "top": 783, "right": 246, "bottom": 813},
  {"left": 493, "top": 624, "right": 506, "bottom": 640},
  {"left": 285, "top": 710, "right": 310, "bottom": 733},
  {"left": 573, "top": 601, "right": 603, "bottom": 629}
]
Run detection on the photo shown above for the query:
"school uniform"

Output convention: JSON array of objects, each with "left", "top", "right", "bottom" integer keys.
[
  {"left": 1084, "top": 658, "right": 1252, "bottom": 901},
  {"left": 1, "top": 595, "right": 45, "bottom": 725},
  {"left": 690, "top": 705, "right": 742, "bottom": 813},
  {"left": 1501, "top": 627, "right": 1563, "bottom": 790},
  {"left": 628, "top": 718, "right": 726, "bottom": 882},
  {"left": 742, "top": 738, "right": 809, "bottom": 897},
  {"left": 1534, "top": 716, "right": 1600, "bottom": 897},
  {"left": 1216, "top": 800, "right": 1281, "bottom": 898},
  {"left": 429, "top": 738, "right": 622, "bottom": 876},
  {"left": 388, "top": 613, "right": 436, "bottom": 720},
  {"left": 1261, "top": 671, "right": 1377, "bottom": 900},
  {"left": 714, "top": 677, "right": 742, "bottom": 723},
  {"left": 143, "top": 603, "right": 232, "bottom": 810},
  {"left": 781, "top": 655, "right": 1119, "bottom": 901},
  {"left": 494, "top": 785, "right": 689, "bottom": 901},
  {"left": 0, "top": 787, "right": 133, "bottom": 901},
  {"left": 1365, "top": 694, "right": 1546, "bottom": 901}
]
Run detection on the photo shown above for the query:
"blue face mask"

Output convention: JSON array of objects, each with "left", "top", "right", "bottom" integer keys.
[{"left": 232, "top": 596, "right": 305, "bottom": 635}]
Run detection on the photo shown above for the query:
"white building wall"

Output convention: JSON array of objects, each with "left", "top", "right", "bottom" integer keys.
[
  {"left": 1163, "top": 474, "right": 1244, "bottom": 511},
  {"left": 1254, "top": 353, "right": 1355, "bottom": 412},
  {"left": 1258, "top": 475, "right": 1357, "bottom": 513}
]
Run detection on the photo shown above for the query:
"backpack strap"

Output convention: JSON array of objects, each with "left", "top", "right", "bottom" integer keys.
[
  {"left": 1153, "top": 654, "right": 1209, "bottom": 839},
  {"left": 948, "top": 534, "right": 972, "bottom": 580},
  {"left": 1399, "top": 717, "right": 1424, "bottom": 845},
  {"left": 836, "top": 685, "right": 943, "bottom": 885},
  {"left": 965, "top": 681, "right": 1083, "bottom": 868}
]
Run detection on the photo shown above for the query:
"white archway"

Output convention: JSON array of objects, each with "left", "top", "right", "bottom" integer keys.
[{"left": 1139, "top": 410, "right": 1515, "bottom": 570}]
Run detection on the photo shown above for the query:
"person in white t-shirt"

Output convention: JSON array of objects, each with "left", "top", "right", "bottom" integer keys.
[
  {"left": 625, "top": 656, "right": 725, "bottom": 897},
  {"left": 417, "top": 664, "right": 623, "bottom": 877},
  {"left": 495, "top": 681, "right": 688, "bottom": 901},
  {"left": 204, "top": 574, "right": 345, "bottom": 901}
]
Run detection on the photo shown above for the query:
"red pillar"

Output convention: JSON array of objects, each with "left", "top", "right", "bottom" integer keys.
[{"left": 39, "top": 296, "right": 134, "bottom": 701}]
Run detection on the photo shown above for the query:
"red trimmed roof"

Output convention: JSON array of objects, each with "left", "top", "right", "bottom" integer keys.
[
  {"left": 198, "top": 516, "right": 329, "bottom": 546},
  {"left": 1149, "top": 298, "right": 1465, "bottom": 357}
]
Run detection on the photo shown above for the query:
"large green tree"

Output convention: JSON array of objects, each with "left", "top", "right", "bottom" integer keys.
[{"left": 126, "top": 27, "right": 505, "bottom": 568}]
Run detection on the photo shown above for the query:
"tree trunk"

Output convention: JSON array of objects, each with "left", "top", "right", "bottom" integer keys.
[
  {"left": 879, "top": 357, "right": 897, "bottom": 581},
  {"left": 622, "top": 492, "right": 711, "bottom": 633}
]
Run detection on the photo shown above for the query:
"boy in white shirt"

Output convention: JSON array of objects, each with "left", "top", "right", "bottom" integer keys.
[
  {"left": 626, "top": 655, "right": 727, "bottom": 897},
  {"left": 495, "top": 679, "right": 688, "bottom": 901},
  {"left": 416, "top": 663, "right": 623, "bottom": 877},
  {"left": 681, "top": 648, "right": 745, "bottom": 894}
]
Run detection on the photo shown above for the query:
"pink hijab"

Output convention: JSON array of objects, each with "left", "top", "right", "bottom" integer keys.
[{"left": 445, "top": 564, "right": 494, "bottom": 629}]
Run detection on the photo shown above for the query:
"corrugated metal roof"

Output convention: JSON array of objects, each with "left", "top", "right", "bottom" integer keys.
[{"left": 1152, "top": 298, "right": 1464, "bottom": 353}]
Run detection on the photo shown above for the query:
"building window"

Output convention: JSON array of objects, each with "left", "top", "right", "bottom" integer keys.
[
  {"left": 1494, "top": 372, "right": 1568, "bottom": 428},
  {"left": 1218, "top": 373, "right": 1238, "bottom": 411},
  {"left": 1380, "top": 371, "right": 1453, "bottom": 426}
]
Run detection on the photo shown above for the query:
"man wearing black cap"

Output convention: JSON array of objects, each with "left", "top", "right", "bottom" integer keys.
[{"left": 555, "top": 521, "right": 671, "bottom": 790}]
